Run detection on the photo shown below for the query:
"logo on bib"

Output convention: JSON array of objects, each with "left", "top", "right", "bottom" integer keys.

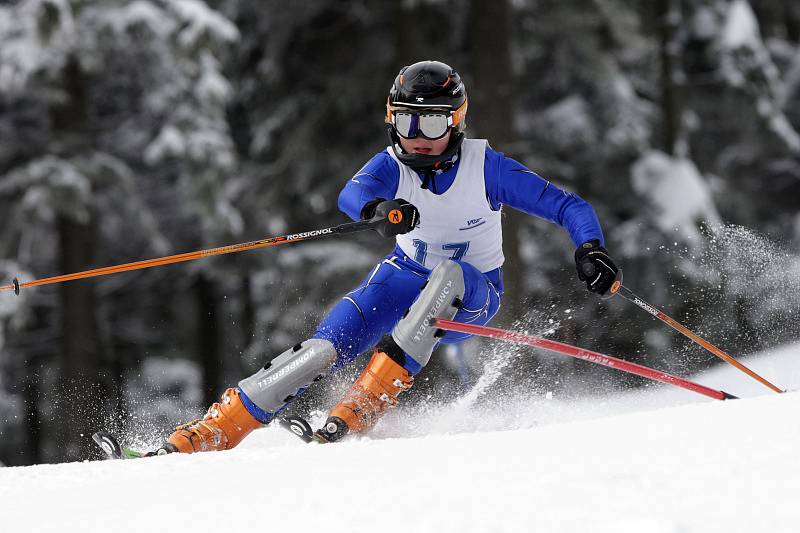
[{"left": 459, "top": 217, "right": 486, "bottom": 231}]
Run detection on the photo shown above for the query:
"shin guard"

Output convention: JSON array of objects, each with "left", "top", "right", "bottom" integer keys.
[
  {"left": 238, "top": 338, "right": 338, "bottom": 417},
  {"left": 392, "top": 260, "right": 465, "bottom": 368}
]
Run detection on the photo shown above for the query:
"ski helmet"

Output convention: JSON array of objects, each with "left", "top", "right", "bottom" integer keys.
[{"left": 385, "top": 60, "right": 468, "bottom": 171}]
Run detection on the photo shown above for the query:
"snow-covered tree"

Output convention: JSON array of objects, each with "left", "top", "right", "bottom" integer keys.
[{"left": 0, "top": 0, "right": 239, "bottom": 463}]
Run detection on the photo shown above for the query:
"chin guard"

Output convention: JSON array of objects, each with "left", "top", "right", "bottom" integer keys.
[{"left": 386, "top": 124, "right": 464, "bottom": 172}]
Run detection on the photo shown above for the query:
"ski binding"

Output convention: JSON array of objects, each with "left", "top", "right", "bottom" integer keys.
[{"left": 278, "top": 415, "right": 317, "bottom": 443}]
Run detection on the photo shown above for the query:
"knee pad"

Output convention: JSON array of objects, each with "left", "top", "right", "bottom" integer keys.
[
  {"left": 238, "top": 338, "right": 337, "bottom": 414},
  {"left": 391, "top": 260, "right": 465, "bottom": 368}
]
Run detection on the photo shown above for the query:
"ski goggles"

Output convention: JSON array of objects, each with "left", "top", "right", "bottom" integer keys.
[
  {"left": 390, "top": 110, "right": 452, "bottom": 140},
  {"left": 387, "top": 100, "right": 467, "bottom": 140}
]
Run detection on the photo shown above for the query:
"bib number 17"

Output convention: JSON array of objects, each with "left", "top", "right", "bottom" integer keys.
[{"left": 412, "top": 240, "right": 470, "bottom": 265}]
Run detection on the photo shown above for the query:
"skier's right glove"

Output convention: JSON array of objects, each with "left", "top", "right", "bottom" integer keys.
[{"left": 361, "top": 198, "right": 420, "bottom": 238}]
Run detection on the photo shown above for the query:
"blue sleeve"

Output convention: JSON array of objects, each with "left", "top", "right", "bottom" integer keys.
[
  {"left": 484, "top": 148, "right": 605, "bottom": 247},
  {"left": 338, "top": 151, "right": 401, "bottom": 221}
]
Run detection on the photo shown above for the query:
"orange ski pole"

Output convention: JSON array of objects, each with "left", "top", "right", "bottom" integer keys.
[
  {"left": 1, "top": 219, "right": 377, "bottom": 295},
  {"left": 608, "top": 280, "right": 784, "bottom": 394}
]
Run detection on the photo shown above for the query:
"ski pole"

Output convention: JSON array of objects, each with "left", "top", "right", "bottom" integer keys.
[
  {"left": 607, "top": 281, "right": 784, "bottom": 394},
  {"left": 433, "top": 318, "right": 737, "bottom": 401},
  {"left": 1, "top": 218, "right": 379, "bottom": 295}
]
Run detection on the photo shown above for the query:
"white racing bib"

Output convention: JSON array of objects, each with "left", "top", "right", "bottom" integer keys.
[{"left": 389, "top": 138, "right": 504, "bottom": 272}]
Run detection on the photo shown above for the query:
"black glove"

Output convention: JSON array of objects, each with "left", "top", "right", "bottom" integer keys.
[
  {"left": 575, "top": 240, "right": 620, "bottom": 296},
  {"left": 361, "top": 198, "right": 420, "bottom": 238}
]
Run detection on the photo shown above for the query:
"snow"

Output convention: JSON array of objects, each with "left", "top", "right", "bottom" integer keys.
[
  {"left": 195, "top": 51, "right": 233, "bottom": 104},
  {"left": 765, "top": 105, "right": 800, "bottom": 153},
  {"left": 112, "top": 1, "right": 176, "bottom": 38},
  {"left": 0, "top": 0, "right": 76, "bottom": 93},
  {"left": 631, "top": 150, "right": 722, "bottom": 244},
  {"left": 535, "top": 95, "right": 598, "bottom": 149},
  {"left": 690, "top": 7, "right": 718, "bottom": 42},
  {"left": 168, "top": 0, "right": 240, "bottom": 48},
  {"left": 8, "top": 156, "right": 93, "bottom": 224},
  {"left": 720, "top": 0, "right": 759, "bottom": 49},
  {"left": 1, "top": 341, "right": 798, "bottom": 532},
  {"left": 144, "top": 125, "right": 187, "bottom": 163},
  {"left": 716, "top": 0, "right": 800, "bottom": 152},
  {"left": 604, "top": 73, "right": 653, "bottom": 153}
]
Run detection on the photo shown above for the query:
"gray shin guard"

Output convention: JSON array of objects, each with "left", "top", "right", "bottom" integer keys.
[
  {"left": 392, "top": 260, "right": 466, "bottom": 368},
  {"left": 238, "top": 338, "right": 337, "bottom": 415}
]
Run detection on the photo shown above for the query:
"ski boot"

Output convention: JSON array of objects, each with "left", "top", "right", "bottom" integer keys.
[
  {"left": 166, "top": 387, "right": 263, "bottom": 453},
  {"left": 316, "top": 347, "right": 413, "bottom": 442}
]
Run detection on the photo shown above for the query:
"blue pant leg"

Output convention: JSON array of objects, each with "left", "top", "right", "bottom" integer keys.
[
  {"left": 239, "top": 256, "right": 428, "bottom": 424},
  {"left": 314, "top": 258, "right": 427, "bottom": 370},
  {"left": 438, "top": 260, "right": 503, "bottom": 344}
]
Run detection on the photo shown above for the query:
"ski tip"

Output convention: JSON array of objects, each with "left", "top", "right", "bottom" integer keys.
[
  {"left": 278, "top": 415, "right": 315, "bottom": 443},
  {"left": 92, "top": 431, "right": 123, "bottom": 459},
  {"left": 721, "top": 391, "right": 739, "bottom": 400}
]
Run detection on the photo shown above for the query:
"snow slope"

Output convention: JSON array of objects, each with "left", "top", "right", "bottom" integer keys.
[{"left": 1, "top": 344, "right": 798, "bottom": 533}]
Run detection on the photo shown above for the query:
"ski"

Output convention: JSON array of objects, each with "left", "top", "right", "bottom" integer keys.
[
  {"left": 95, "top": 416, "right": 332, "bottom": 456},
  {"left": 91, "top": 431, "right": 169, "bottom": 459},
  {"left": 278, "top": 415, "right": 329, "bottom": 444}
]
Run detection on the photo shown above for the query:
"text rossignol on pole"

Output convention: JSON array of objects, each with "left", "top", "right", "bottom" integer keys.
[
  {"left": 1, "top": 219, "right": 377, "bottom": 295},
  {"left": 433, "top": 318, "right": 738, "bottom": 401}
]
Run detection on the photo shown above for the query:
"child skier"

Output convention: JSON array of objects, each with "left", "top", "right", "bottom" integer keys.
[{"left": 161, "top": 60, "right": 619, "bottom": 453}]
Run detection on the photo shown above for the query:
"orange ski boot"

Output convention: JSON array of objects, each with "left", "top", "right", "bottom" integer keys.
[
  {"left": 166, "top": 387, "right": 263, "bottom": 453},
  {"left": 317, "top": 348, "right": 413, "bottom": 442}
]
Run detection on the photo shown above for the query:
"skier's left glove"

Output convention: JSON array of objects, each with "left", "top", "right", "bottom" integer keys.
[
  {"left": 575, "top": 240, "right": 619, "bottom": 296},
  {"left": 361, "top": 197, "right": 420, "bottom": 238}
]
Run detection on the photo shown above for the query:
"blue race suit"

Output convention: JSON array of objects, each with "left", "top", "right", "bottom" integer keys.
[{"left": 314, "top": 144, "right": 604, "bottom": 375}]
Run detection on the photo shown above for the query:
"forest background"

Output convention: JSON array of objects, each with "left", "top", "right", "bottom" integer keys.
[{"left": 1, "top": 0, "right": 799, "bottom": 465}]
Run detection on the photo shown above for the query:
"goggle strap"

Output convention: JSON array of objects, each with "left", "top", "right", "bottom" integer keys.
[{"left": 451, "top": 98, "right": 468, "bottom": 128}]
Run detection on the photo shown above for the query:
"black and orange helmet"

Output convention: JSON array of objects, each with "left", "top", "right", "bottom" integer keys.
[
  {"left": 385, "top": 61, "right": 468, "bottom": 171},
  {"left": 386, "top": 61, "right": 468, "bottom": 129}
]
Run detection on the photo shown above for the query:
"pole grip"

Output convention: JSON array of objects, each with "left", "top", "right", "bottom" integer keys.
[
  {"left": 333, "top": 219, "right": 377, "bottom": 234},
  {"left": 603, "top": 269, "right": 623, "bottom": 299},
  {"left": 579, "top": 262, "right": 623, "bottom": 299}
]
